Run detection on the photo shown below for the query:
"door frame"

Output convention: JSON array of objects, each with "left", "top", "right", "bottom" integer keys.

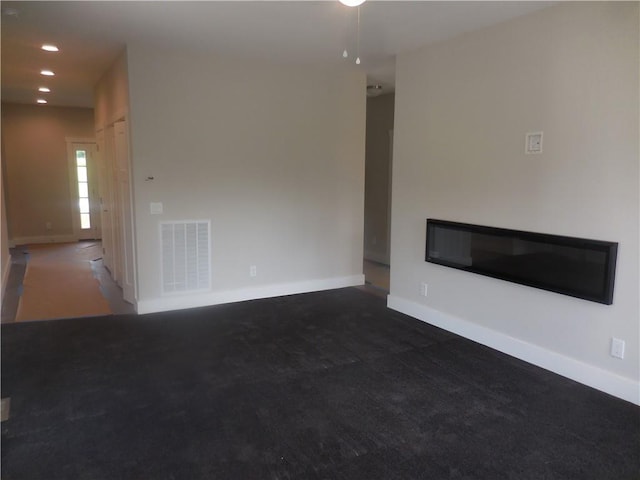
[
  {"left": 66, "top": 137, "right": 100, "bottom": 241},
  {"left": 113, "top": 119, "right": 137, "bottom": 304},
  {"left": 95, "top": 129, "right": 113, "bottom": 273}
]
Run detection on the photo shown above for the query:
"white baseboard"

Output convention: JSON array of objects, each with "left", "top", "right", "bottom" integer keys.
[
  {"left": 387, "top": 294, "right": 640, "bottom": 406},
  {"left": 137, "top": 274, "right": 365, "bottom": 315},
  {"left": 1, "top": 254, "right": 11, "bottom": 302},
  {"left": 10, "top": 234, "right": 77, "bottom": 246}
]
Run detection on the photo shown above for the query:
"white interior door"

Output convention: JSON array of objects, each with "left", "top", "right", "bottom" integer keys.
[
  {"left": 105, "top": 125, "right": 121, "bottom": 283},
  {"left": 114, "top": 120, "right": 136, "bottom": 304},
  {"left": 96, "top": 130, "right": 113, "bottom": 271}
]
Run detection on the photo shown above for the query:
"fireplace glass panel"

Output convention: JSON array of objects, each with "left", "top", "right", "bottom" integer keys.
[{"left": 426, "top": 219, "right": 617, "bottom": 304}]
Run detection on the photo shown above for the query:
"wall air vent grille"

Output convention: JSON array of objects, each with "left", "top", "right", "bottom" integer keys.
[{"left": 160, "top": 221, "right": 210, "bottom": 294}]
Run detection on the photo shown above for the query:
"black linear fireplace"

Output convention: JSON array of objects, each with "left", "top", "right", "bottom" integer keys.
[{"left": 426, "top": 219, "right": 618, "bottom": 304}]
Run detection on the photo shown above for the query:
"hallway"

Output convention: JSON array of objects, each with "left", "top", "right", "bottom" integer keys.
[{"left": 1, "top": 242, "right": 134, "bottom": 323}]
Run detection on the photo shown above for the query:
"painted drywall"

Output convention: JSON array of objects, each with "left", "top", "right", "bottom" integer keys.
[
  {"left": 126, "top": 45, "right": 366, "bottom": 310},
  {"left": 364, "top": 93, "right": 394, "bottom": 265},
  {"left": 1, "top": 103, "right": 95, "bottom": 244},
  {"left": 390, "top": 3, "right": 639, "bottom": 400},
  {"left": 94, "top": 49, "right": 133, "bottom": 298},
  {"left": 94, "top": 50, "right": 130, "bottom": 130}
]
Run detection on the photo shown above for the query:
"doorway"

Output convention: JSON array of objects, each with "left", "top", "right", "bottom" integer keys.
[
  {"left": 363, "top": 92, "right": 394, "bottom": 293},
  {"left": 67, "top": 140, "right": 100, "bottom": 241}
]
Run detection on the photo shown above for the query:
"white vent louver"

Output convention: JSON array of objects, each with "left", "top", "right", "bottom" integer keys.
[{"left": 161, "top": 221, "right": 210, "bottom": 294}]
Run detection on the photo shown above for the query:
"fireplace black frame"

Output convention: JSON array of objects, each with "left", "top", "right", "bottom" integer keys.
[{"left": 425, "top": 219, "right": 618, "bottom": 304}]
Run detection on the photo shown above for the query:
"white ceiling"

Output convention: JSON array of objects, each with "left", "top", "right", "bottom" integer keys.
[{"left": 1, "top": 1, "right": 554, "bottom": 108}]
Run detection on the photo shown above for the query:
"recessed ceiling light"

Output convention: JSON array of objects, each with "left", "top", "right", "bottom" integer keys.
[
  {"left": 36, "top": 99, "right": 47, "bottom": 104},
  {"left": 41, "top": 44, "right": 59, "bottom": 52},
  {"left": 339, "top": 0, "right": 366, "bottom": 6},
  {"left": 40, "top": 69, "right": 55, "bottom": 76},
  {"left": 38, "top": 87, "right": 51, "bottom": 93}
]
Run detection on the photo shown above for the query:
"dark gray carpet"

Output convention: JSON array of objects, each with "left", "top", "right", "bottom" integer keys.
[{"left": 2, "top": 287, "right": 639, "bottom": 479}]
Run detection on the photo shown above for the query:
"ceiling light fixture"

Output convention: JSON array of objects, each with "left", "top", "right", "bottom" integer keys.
[
  {"left": 38, "top": 87, "right": 51, "bottom": 93},
  {"left": 342, "top": 4, "right": 363, "bottom": 65},
  {"left": 366, "top": 84, "right": 383, "bottom": 97},
  {"left": 41, "top": 44, "right": 59, "bottom": 52},
  {"left": 36, "top": 99, "right": 47, "bottom": 104},
  {"left": 339, "top": 0, "right": 365, "bottom": 7},
  {"left": 40, "top": 69, "right": 55, "bottom": 76},
  {"left": 355, "top": 6, "right": 361, "bottom": 65}
]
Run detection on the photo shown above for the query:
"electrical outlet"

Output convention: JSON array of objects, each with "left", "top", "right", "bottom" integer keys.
[
  {"left": 249, "top": 265, "right": 257, "bottom": 277},
  {"left": 45, "top": 222, "right": 52, "bottom": 230},
  {"left": 420, "top": 282, "right": 428, "bottom": 297},
  {"left": 610, "top": 338, "right": 625, "bottom": 359}
]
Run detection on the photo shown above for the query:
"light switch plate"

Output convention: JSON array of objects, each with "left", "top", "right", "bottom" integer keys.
[
  {"left": 525, "top": 131, "right": 543, "bottom": 154},
  {"left": 150, "top": 202, "right": 163, "bottom": 215}
]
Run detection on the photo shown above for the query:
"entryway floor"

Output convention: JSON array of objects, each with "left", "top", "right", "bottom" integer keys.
[{"left": 1, "top": 242, "right": 134, "bottom": 323}]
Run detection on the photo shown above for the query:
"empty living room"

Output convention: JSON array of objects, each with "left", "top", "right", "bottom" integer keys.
[{"left": 1, "top": 1, "right": 638, "bottom": 479}]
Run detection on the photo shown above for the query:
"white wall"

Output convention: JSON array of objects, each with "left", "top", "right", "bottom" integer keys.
[
  {"left": 94, "top": 50, "right": 129, "bottom": 130},
  {"left": 390, "top": 2, "right": 639, "bottom": 403},
  {"left": 126, "top": 46, "right": 366, "bottom": 312}
]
